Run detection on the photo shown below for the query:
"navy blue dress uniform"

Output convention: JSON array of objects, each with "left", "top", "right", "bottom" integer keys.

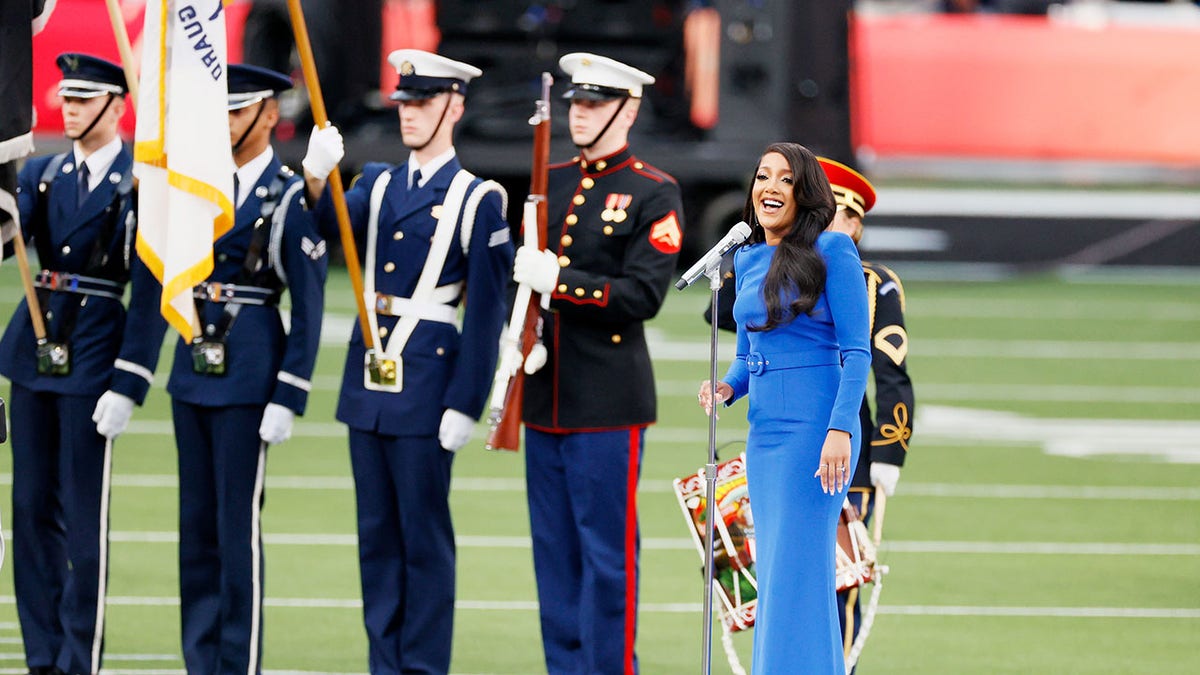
[
  {"left": 521, "top": 54, "right": 684, "bottom": 675},
  {"left": 311, "top": 50, "right": 512, "bottom": 674},
  {"left": 131, "top": 65, "right": 328, "bottom": 675},
  {"left": 0, "top": 54, "right": 160, "bottom": 675}
]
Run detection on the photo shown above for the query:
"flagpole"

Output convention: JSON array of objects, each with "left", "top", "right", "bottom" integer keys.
[
  {"left": 284, "top": 0, "right": 375, "bottom": 351},
  {"left": 104, "top": 0, "right": 139, "bottom": 103},
  {"left": 10, "top": 227, "right": 48, "bottom": 341}
]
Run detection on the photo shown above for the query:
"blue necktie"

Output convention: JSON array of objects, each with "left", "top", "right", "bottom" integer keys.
[
  {"left": 411, "top": 169, "right": 423, "bottom": 190},
  {"left": 76, "top": 162, "right": 90, "bottom": 208}
]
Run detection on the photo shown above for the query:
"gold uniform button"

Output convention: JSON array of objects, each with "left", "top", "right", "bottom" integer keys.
[
  {"left": 565, "top": 214, "right": 578, "bottom": 225},
  {"left": 436, "top": 347, "right": 445, "bottom": 356},
  {"left": 634, "top": 162, "right": 644, "bottom": 169},
  {"left": 611, "top": 334, "right": 622, "bottom": 344},
  {"left": 561, "top": 234, "right": 573, "bottom": 247},
  {"left": 592, "top": 290, "right": 603, "bottom": 299},
  {"left": 379, "top": 326, "right": 390, "bottom": 337},
  {"left": 383, "top": 262, "right": 396, "bottom": 272},
  {"left": 572, "top": 194, "right": 586, "bottom": 206},
  {"left": 575, "top": 287, "right": 585, "bottom": 297},
  {"left": 557, "top": 283, "right": 568, "bottom": 293},
  {"left": 603, "top": 225, "right": 614, "bottom": 235},
  {"left": 393, "top": 231, "right": 404, "bottom": 240},
  {"left": 595, "top": 160, "right": 607, "bottom": 171},
  {"left": 558, "top": 255, "right": 571, "bottom": 267},
  {"left": 580, "top": 177, "right": 595, "bottom": 189}
]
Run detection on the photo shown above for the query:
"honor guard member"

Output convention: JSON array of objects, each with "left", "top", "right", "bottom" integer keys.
[
  {"left": 511, "top": 53, "right": 684, "bottom": 675},
  {"left": 0, "top": 53, "right": 162, "bottom": 675},
  {"left": 819, "top": 158, "right": 913, "bottom": 663},
  {"left": 703, "top": 158, "right": 914, "bottom": 665},
  {"left": 141, "top": 64, "right": 327, "bottom": 674},
  {"left": 301, "top": 49, "right": 512, "bottom": 674}
]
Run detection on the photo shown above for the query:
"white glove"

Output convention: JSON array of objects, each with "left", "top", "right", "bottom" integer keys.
[
  {"left": 301, "top": 124, "right": 344, "bottom": 178},
  {"left": 870, "top": 462, "right": 901, "bottom": 497},
  {"left": 92, "top": 391, "right": 135, "bottom": 439},
  {"left": 259, "top": 403, "right": 296, "bottom": 445},
  {"left": 513, "top": 246, "right": 560, "bottom": 295},
  {"left": 524, "top": 342, "right": 548, "bottom": 375},
  {"left": 438, "top": 408, "right": 475, "bottom": 452}
]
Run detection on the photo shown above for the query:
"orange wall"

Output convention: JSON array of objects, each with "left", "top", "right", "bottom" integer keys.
[{"left": 852, "top": 13, "right": 1200, "bottom": 165}]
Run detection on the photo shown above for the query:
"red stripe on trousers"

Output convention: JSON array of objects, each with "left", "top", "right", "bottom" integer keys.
[{"left": 624, "top": 428, "right": 639, "bottom": 675}]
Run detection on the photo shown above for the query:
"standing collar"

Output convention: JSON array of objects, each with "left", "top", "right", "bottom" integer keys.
[{"left": 578, "top": 145, "right": 632, "bottom": 174}]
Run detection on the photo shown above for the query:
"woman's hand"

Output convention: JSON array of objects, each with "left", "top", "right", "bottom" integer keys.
[
  {"left": 697, "top": 380, "right": 733, "bottom": 418},
  {"left": 814, "top": 429, "right": 853, "bottom": 494}
]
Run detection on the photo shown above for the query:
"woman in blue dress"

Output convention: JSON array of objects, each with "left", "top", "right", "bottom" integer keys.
[{"left": 698, "top": 142, "right": 870, "bottom": 673}]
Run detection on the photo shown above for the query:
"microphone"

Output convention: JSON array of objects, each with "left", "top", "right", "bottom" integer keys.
[{"left": 675, "top": 220, "right": 753, "bottom": 290}]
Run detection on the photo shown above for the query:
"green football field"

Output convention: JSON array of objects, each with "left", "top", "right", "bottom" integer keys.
[{"left": 0, "top": 261, "right": 1197, "bottom": 674}]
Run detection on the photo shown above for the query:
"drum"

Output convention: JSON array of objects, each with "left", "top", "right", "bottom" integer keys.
[
  {"left": 673, "top": 454, "right": 758, "bottom": 632},
  {"left": 674, "top": 455, "right": 879, "bottom": 631},
  {"left": 836, "top": 501, "right": 877, "bottom": 592}
]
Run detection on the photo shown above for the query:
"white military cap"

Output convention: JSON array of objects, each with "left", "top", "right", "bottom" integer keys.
[
  {"left": 559, "top": 52, "right": 655, "bottom": 100},
  {"left": 386, "top": 49, "right": 482, "bottom": 101}
]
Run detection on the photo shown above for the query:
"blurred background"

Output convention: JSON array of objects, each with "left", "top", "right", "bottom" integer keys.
[{"left": 25, "top": 0, "right": 1200, "bottom": 269}]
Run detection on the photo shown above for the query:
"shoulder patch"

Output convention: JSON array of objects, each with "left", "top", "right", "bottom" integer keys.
[
  {"left": 301, "top": 236, "right": 327, "bottom": 260},
  {"left": 648, "top": 211, "right": 682, "bottom": 254},
  {"left": 488, "top": 227, "right": 511, "bottom": 248},
  {"left": 874, "top": 325, "right": 908, "bottom": 366}
]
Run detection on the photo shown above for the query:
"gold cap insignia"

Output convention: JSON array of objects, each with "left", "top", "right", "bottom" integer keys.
[{"left": 400, "top": 61, "right": 415, "bottom": 76}]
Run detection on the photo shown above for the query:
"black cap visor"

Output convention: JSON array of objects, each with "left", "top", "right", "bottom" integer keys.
[{"left": 563, "top": 83, "right": 631, "bottom": 102}]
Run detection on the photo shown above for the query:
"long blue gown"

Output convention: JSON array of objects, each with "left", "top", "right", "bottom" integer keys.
[{"left": 722, "top": 231, "right": 871, "bottom": 674}]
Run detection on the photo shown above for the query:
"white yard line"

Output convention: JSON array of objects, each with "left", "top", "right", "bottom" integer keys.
[
  {"left": 5, "top": 532, "right": 1192, "bottom": 556},
  {"left": 644, "top": 338, "right": 1200, "bottom": 363},
  {"left": 2, "top": 473, "right": 1196, "bottom": 500},
  {"left": 918, "top": 405, "right": 1200, "bottom": 462},
  {"left": 655, "top": 379, "right": 1200, "bottom": 402},
  {"left": 0, "top": 596, "right": 1194, "bottom": 619}
]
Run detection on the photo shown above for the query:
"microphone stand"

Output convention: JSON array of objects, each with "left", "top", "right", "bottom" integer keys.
[{"left": 700, "top": 258, "right": 723, "bottom": 675}]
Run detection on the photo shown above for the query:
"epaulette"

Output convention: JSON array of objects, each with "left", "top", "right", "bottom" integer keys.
[{"left": 629, "top": 157, "right": 677, "bottom": 185}]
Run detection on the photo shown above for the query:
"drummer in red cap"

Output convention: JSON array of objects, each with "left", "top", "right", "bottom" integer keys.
[{"left": 814, "top": 158, "right": 913, "bottom": 667}]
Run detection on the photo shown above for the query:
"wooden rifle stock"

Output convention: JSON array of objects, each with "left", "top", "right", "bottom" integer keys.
[{"left": 485, "top": 73, "right": 552, "bottom": 452}]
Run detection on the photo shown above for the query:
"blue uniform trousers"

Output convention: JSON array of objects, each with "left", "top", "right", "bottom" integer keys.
[
  {"left": 525, "top": 426, "right": 645, "bottom": 675},
  {"left": 172, "top": 402, "right": 268, "bottom": 675},
  {"left": 9, "top": 383, "right": 111, "bottom": 675},
  {"left": 348, "top": 429, "right": 455, "bottom": 675}
]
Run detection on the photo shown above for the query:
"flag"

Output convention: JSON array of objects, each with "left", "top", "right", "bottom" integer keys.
[
  {"left": 135, "top": 0, "right": 235, "bottom": 340},
  {"left": 1, "top": 1, "right": 55, "bottom": 253}
]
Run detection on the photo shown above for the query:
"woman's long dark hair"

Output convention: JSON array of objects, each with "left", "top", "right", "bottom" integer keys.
[{"left": 743, "top": 142, "right": 835, "bottom": 332}]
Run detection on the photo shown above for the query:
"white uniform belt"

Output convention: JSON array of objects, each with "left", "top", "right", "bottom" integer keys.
[{"left": 373, "top": 283, "right": 462, "bottom": 323}]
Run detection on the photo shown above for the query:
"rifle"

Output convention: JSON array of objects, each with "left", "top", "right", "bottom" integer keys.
[{"left": 485, "top": 72, "right": 552, "bottom": 452}]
